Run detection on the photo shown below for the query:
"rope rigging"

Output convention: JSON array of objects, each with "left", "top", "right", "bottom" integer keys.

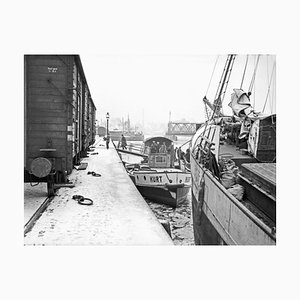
[
  {"left": 262, "top": 60, "right": 276, "bottom": 113},
  {"left": 240, "top": 55, "right": 249, "bottom": 89},
  {"left": 213, "top": 55, "right": 236, "bottom": 117},
  {"left": 248, "top": 55, "right": 260, "bottom": 94},
  {"left": 203, "top": 55, "right": 236, "bottom": 121},
  {"left": 205, "top": 55, "right": 219, "bottom": 96}
]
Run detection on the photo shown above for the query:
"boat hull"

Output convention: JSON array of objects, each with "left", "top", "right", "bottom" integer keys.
[
  {"left": 134, "top": 184, "right": 190, "bottom": 207},
  {"left": 129, "top": 172, "right": 190, "bottom": 207},
  {"left": 191, "top": 155, "right": 276, "bottom": 245}
]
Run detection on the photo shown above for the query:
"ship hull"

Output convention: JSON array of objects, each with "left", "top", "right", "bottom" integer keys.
[
  {"left": 191, "top": 155, "right": 276, "bottom": 245},
  {"left": 134, "top": 184, "right": 190, "bottom": 207},
  {"left": 129, "top": 171, "right": 190, "bottom": 207}
]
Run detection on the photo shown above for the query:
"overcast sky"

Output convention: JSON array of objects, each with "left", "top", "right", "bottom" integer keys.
[{"left": 80, "top": 54, "right": 276, "bottom": 129}]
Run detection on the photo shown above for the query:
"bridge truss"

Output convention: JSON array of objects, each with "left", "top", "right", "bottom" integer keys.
[{"left": 166, "top": 122, "right": 202, "bottom": 136}]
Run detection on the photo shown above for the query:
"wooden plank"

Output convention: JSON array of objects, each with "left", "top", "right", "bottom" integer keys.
[
  {"left": 202, "top": 201, "right": 237, "bottom": 245},
  {"left": 242, "top": 163, "right": 275, "bottom": 184},
  {"left": 27, "top": 94, "right": 67, "bottom": 103},
  {"left": 27, "top": 131, "right": 67, "bottom": 140},
  {"left": 28, "top": 102, "right": 66, "bottom": 111},
  {"left": 190, "top": 155, "right": 276, "bottom": 245},
  {"left": 241, "top": 163, "right": 276, "bottom": 197},
  {"left": 116, "top": 148, "right": 147, "bottom": 157},
  {"left": 27, "top": 65, "right": 67, "bottom": 75},
  {"left": 27, "top": 135, "right": 69, "bottom": 145},
  {"left": 239, "top": 174, "right": 276, "bottom": 221},
  {"left": 28, "top": 110, "right": 67, "bottom": 118},
  {"left": 204, "top": 172, "right": 275, "bottom": 245},
  {"left": 27, "top": 136, "right": 68, "bottom": 143},
  {"left": 28, "top": 123, "right": 67, "bottom": 131},
  {"left": 28, "top": 73, "right": 67, "bottom": 82},
  {"left": 27, "top": 140, "right": 67, "bottom": 149},
  {"left": 28, "top": 116, "right": 66, "bottom": 124},
  {"left": 27, "top": 79, "right": 67, "bottom": 89},
  {"left": 26, "top": 56, "right": 69, "bottom": 67},
  {"left": 28, "top": 87, "right": 68, "bottom": 96},
  {"left": 29, "top": 149, "right": 69, "bottom": 159}
]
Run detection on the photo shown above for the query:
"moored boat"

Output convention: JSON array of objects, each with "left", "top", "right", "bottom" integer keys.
[
  {"left": 110, "top": 128, "right": 144, "bottom": 142},
  {"left": 191, "top": 55, "right": 276, "bottom": 245},
  {"left": 124, "top": 136, "right": 191, "bottom": 207},
  {"left": 110, "top": 115, "right": 144, "bottom": 142}
]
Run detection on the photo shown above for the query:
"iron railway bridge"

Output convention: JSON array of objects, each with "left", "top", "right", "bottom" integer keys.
[{"left": 166, "top": 122, "right": 202, "bottom": 136}]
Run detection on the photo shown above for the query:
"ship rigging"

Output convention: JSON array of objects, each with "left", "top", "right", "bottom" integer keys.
[{"left": 190, "top": 54, "right": 276, "bottom": 245}]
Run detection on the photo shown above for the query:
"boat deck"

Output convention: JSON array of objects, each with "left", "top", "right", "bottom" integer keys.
[
  {"left": 220, "top": 142, "right": 276, "bottom": 225},
  {"left": 219, "top": 142, "right": 257, "bottom": 166},
  {"left": 241, "top": 163, "right": 276, "bottom": 198}
]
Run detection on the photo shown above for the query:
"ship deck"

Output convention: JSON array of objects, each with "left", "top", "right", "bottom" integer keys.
[
  {"left": 219, "top": 141, "right": 276, "bottom": 226},
  {"left": 219, "top": 142, "right": 257, "bottom": 167}
]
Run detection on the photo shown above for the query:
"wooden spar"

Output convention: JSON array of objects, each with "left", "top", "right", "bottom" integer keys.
[
  {"left": 204, "top": 54, "right": 236, "bottom": 118},
  {"left": 116, "top": 148, "right": 148, "bottom": 158}
]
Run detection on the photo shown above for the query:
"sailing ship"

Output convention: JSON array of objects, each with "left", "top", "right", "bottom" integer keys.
[
  {"left": 191, "top": 55, "right": 276, "bottom": 245},
  {"left": 122, "top": 136, "right": 191, "bottom": 207}
]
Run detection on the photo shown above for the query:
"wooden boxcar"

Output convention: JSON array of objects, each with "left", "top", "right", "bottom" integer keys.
[{"left": 24, "top": 55, "right": 96, "bottom": 196}]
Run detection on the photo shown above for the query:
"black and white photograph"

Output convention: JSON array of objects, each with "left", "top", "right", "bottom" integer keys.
[
  {"left": 2, "top": 0, "right": 299, "bottom": 299},
  {"left": 23, "top": 54, "right": 276, "bottom": 246}
]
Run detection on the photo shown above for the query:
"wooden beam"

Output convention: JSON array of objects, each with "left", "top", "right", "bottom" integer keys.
[{"left": 116, "top": 148, "right": 148, "bottom": 158}]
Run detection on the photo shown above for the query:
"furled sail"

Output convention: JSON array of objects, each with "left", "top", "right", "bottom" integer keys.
[
  {"left": 228, "top": 88, "right": 253, "bottom": 117},
  {"left": 228, "top": 88, "right": 266, "bottom": 139}
]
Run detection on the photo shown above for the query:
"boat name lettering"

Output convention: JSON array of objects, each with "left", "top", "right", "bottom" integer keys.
[{"left": 150, "top": 176, "right": 163, "bottom": 182}]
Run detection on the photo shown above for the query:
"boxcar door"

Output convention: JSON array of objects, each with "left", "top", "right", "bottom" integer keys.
[{"left": 72, "top": 62, "right": 77, "bottom": 157}]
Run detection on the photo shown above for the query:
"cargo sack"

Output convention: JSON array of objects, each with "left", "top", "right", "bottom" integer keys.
[
  {"left": 220, "top": 172, "right": 236, "bottom": 188},
  {"left": 228, "top": 184, "right": 244, "bottom": 201}
]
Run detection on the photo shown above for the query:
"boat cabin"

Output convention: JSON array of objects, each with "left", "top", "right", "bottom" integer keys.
[{"left": 143, "top": 136, "right": 175, "bottom": 168}]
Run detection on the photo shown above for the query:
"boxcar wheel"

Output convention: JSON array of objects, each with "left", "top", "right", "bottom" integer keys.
[{"left": 47, "top": 181, "right": 55, "bottom": 197}]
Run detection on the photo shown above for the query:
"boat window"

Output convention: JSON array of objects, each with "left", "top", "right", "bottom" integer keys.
[{"left": 155, "top": 156, "right": 166, "bottom": 163}]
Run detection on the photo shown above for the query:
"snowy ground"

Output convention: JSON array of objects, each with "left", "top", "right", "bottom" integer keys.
[
  {"left": 24, "top": 139, "right": 173, "bottom": 245},
  {"left": 24, "top": 183, "right": 48, "bottom": 225}
]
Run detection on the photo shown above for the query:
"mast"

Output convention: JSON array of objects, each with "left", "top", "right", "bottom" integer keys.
[{"left": 204, "top": 54, "right": 236, "bottom": 118}]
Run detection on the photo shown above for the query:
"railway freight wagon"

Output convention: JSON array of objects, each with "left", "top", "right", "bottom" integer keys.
[{"left": 24, "top": 55, "right": 97, "bottom": 196}]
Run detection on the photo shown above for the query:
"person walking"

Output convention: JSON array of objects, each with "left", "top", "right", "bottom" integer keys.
[
  {"left": 120, "top": 134, "right": 127, "bottom": 150},
  {"left": 106, "top": 134, "right": 110, "bottom": 149}
]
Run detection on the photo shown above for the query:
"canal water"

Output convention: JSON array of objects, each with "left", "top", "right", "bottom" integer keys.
[{"left": 118, "top": 135, "right": 194, "bottom": 245}]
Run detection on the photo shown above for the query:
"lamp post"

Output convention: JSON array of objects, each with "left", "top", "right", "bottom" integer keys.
[{"left": 106, "top": 112, "right": 110, "bottom": 136}]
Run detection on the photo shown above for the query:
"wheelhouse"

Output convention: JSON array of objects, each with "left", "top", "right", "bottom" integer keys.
[{"left": 143, "top": 136, "right": 175, "bottom": 168}]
